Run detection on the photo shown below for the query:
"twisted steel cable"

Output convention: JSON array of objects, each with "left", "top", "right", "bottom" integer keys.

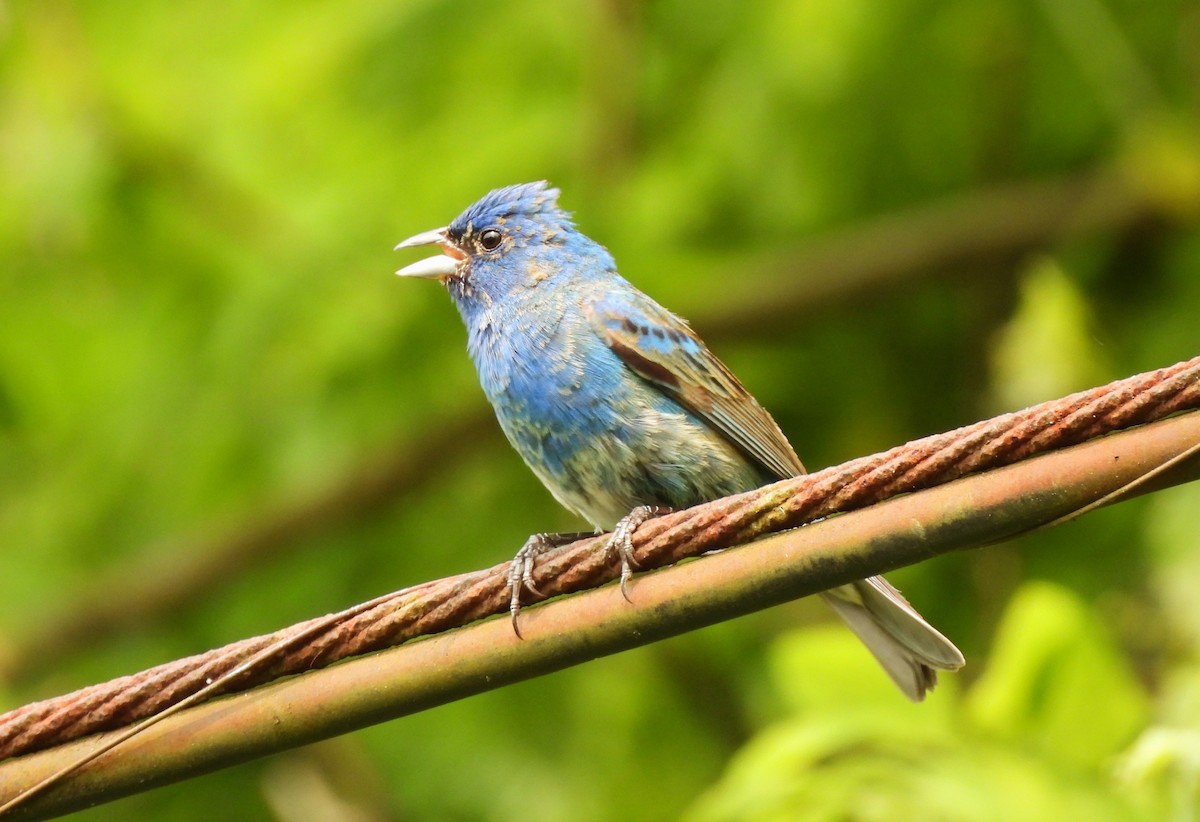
[{"left": 1, "top": 355, "right": 1197, "bottom": 762}]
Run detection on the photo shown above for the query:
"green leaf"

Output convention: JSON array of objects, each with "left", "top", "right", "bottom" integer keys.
[
  {"left": 966, "top": 581, "right": 1149, "bottom": 769},
  {"left": 990, "top": 257, "right": 1110, "bottom": 411}
]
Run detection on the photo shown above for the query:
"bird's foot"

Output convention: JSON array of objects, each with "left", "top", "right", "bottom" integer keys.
[
  {"left": 508, "top": 531, "right": 594, "bottom": 636},
  {"left": 607, "top": 506, "right": 671, "bottom": 601},
  {"left": 507, "top": 508, "right": 670, "bottom": 635}
]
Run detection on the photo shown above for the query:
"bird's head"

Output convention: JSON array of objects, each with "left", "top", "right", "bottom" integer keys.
[{"left": 394, "top": 181, "right": 594, "bottom": 307}]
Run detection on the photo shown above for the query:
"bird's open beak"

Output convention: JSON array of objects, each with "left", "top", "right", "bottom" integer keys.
[{"left": 394, "top": 228, "right": 464, "bottom": 280}]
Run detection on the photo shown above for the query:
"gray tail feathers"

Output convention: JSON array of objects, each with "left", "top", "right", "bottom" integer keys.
[{"left": 820, "top": 576, "right": 964, "bottom": 701}]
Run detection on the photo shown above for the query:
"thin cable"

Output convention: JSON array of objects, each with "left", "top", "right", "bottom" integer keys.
[{"left": 0, "top": 355, "right": 1196, "bottom": 768}]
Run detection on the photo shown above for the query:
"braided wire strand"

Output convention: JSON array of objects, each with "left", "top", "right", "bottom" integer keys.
[{"left": 1, "top": 356, "right": 1197, "bottom": 761}]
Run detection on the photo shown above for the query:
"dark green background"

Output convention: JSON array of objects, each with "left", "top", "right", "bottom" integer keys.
[{"left": 2, "top": 1, "right": 1199, "bottom": 819}]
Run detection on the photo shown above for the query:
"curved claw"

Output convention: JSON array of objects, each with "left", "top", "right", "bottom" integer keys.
[
  {"left": 508, "top": 536, "right": 546, "bottom": 637},
  {"left": 507, "top": 531, "right": 595, "bottom": 637},
  {"left": 505, "top": 510, "right": 668, "bottom": 635},
  {"left": 607, "top": 506, "right": 669, "bottom": 601}
]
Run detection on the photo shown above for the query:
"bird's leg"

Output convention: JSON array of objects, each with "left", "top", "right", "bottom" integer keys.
[
  {"left": 507, "top": 507, "right": 671, "bottom": 635},
  {"left": 608, "top": 505, "right": 671, "bottom": 601},
  {"left": 508, "top": 531, "right": 595, "bottom": 634}
]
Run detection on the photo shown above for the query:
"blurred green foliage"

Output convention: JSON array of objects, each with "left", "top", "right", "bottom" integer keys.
[
  {"left": 1, "top": 0, "right": 1198, "bottom": 819},
  {"left": 690, "top": 584, "right": 1164, "bottom": 822}
]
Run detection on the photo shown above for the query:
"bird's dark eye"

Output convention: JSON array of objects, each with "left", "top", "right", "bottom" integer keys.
[{"left": 479, "top": 229, "right": 503, "bottom": 251}]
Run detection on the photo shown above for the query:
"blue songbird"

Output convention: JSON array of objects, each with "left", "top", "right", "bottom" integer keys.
[{"left": 394, "top": 182, "right": 963, "bottom": 699}]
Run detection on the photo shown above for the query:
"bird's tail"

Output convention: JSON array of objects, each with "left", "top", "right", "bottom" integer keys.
[{"left": 820, "top": 576, "right": 964, "bottom": 701}]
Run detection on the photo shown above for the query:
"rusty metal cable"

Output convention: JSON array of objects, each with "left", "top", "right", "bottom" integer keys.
[{"left": 1, "top": 354, "right": 1197, "bottom": 763}]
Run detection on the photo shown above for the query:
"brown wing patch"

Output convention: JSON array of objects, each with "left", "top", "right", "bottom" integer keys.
[
  {"left": 588, "top": 296, "right": 805, "bottom": 480},
  {"left": 607, "top": 339, "right": 682, "bottom": 390}
]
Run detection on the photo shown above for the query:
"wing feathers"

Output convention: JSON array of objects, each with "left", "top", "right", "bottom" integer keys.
[{"left": 587, "top": 294, "right": 804, "bottom": 480}]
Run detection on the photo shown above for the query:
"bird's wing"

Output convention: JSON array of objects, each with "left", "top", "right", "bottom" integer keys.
[{"left": 586, "top": 291, "right": 805, "bottom": 480}]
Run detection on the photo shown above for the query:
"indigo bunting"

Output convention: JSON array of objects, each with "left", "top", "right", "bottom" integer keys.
[{"left": 395, "top": 182, "right": 963, "bottom": 699}]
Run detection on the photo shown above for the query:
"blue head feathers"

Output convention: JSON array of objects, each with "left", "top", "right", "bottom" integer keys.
[
  {"left": 394, "top": 181, "right": 611, "bottom": 310},
  {"left": 447, "top": 181, "right": 574, "bottom": 242}
]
